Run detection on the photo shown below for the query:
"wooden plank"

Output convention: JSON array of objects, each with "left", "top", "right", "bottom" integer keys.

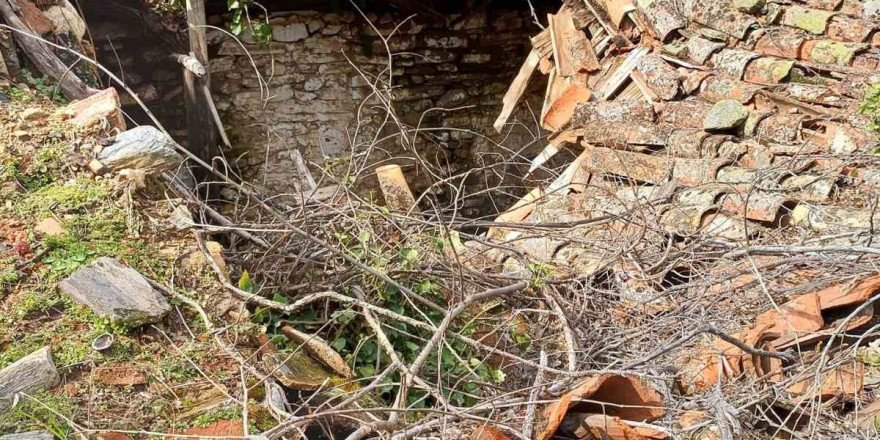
[
  {"left": 596, "top": 45, "right": 649, "bottom": 100},
  {"left": 375, "top": 164, "right": 419, "bottom": 212},
  {"left": 493, "top": 49, "right": 541, "bottom": 133}
]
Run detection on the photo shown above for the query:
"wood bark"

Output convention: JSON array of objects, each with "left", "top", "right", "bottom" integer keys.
[{"left": 0, "top": 0, "right": 95, "bottom": 99}]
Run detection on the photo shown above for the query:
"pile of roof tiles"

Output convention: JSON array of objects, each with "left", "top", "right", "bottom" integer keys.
[
  {"left": 483, "top": 0, "right": 880, "bottom": 292},
  {"left": 469, "top": 0, "right": 880, "bottom": 438}
]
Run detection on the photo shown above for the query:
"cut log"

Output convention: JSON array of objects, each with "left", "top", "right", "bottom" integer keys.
[
  {"left": 375, "top": 164, "right": 418, "bottom": 212},
  {"left": 0, "top": 432, "right": 54, "bottom": 440},
  {"left": 97, "top": 126, "right": 184, "bottom": 174},
  {"left": 493, "top": 49, "right": 541, "bottom": 133},
  {"left": 62, "top": 88, "right": 126, "bottom": 131},
  {"left": 58, "top": 257, "right": 171, "bottom": 326},
  {"left": 0, "top": 347, "right": 60, "bottom": 411},
  {"left": 0, "top": 0, "right": 95, "bottom": 99}
]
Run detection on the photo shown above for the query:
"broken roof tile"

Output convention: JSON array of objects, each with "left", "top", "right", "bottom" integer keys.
[
  {"left": 801, "top": 39, "right": 869, "bottom": 65},
  {"left": 720, "top": 191, "right": 794, "bottom": 222},
  {"left": 657, "top": 100, "right": 713, "bottom": 128},
  {"left": 698, "top": 75, "right": 764, "bottom": 103},
  {"left": 782, "top": 5, "right": 836, "bottom": 34},
  {"left": 635, "top": 0, "right": 687, "bottom": 40},
  {"left": 636, "top": 53, "right": 681, "bottom": 100},
  {"left": 691, "top": 1, "right": 758, "bottom": 39},
  {"left": 686, "top": 34, "right": 727, "bottom": 64},
  {"left": 712, "top": 48, "right": 761, "bottom": 80},
  {"left": 826, "top": 16, "right": 877, "bottom": 43},
  {"left": 571, "top": 99, "right": 656, "bottom": 124},
  {"left": 580, "top": 144, "right": 673, "bottom": 183},
  {"left": 754, "top": 28, "right": 808, "bottom": 59},
  {"left": 743, "top": 57, "right": 795, "bottom": 84}
]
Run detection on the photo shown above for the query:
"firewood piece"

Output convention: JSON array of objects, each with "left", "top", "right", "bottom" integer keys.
[
  {"left": 375, "top": 164, "right": 418, "bottom": 212},
  {"left": 493, "top": 49, "right": 541, "bottom": 133},
  {"left": 0, "top": 347, "right": 60, "bottom": 411}
]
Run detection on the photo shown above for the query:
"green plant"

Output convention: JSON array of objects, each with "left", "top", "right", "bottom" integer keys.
[
  {"left": 228, "top": 0, "right": 271, "bottom": 45},
  {"left": 0, "top": 390, "right": 77, "bottom": 437},
  {"left": 20, "top": 69, "right": 68, "bottom": 104},
  {"left": 859, "top": 83, "right": 880, "bottom": 135}
]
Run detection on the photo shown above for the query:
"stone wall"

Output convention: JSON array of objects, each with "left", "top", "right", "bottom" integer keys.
[{"left": 208, "top": 8, "right": 546, "bottom": 215}]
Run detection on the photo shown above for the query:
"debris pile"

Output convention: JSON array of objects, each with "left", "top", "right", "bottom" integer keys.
[{"left": 475, "top": 0, "right": 880, "bottom": 438}]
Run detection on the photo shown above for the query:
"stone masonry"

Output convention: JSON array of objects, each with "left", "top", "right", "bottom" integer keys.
[{"left": 208, "top": 8, "right": 545, "bottom": 214}]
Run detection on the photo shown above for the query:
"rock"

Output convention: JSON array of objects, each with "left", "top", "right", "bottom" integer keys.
[
  {"left": 34, "top": 217, "right": 63, "bottom": 236},
  {"left": 58, "top": 257, "right": 171, "bottom": 326},
  {"left": 866, "top": 0, "right": 880, "bottom": 19},
  {"left": 63, "top": 88, "right": 126, "bottom": 131},
  {"left": 272, "top": 22, "right": 308, "bottom": 42},
  {"left": 88, "top": 159, "right": 106, "bottom": 175},
  {"left": 0, "top": 347, "right": 60, "bottom": 411},
  {"left": 44, "top": 0, "right": 86, "bottom": 41},
  {"left": 98, "top": 126, "right": 183, "bottom": 174},
  {"left": 0, "top": 431, "right": 54, "bottom": 440},
  {"left": 437, "top": 89, "right": 468, "bottom": 107},
  {"left": 703, "top": 100, "right": 749, "bottom": 131},
  {"left": 304, "top": 77, "right": 324, "bottom": 92},
  {"left": 21, "top": 108, "right": 47, "bottom": 121}
]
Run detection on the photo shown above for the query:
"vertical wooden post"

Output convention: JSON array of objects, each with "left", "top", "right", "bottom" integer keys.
[{"left": 183, "top": 0, "right": 219, "bottom": 169}]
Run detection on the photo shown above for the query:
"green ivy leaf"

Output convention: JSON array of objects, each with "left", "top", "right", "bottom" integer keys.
[
  {"left": 331, "top": 337, "right": 347, "bottom": 351},
  {"left": 238, "top": 270, "right": 254, "bottom": 293}
]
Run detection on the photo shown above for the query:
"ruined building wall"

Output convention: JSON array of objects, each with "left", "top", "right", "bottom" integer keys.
[{"left": 207, "top": 8, "right": 546, "bottom": 214}]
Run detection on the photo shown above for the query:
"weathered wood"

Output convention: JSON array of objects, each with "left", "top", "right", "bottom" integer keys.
[
  {"left": 97, "top": 126, "right": 183, "bottom": 174},
  {"left": 0, "top": 347, "right": 60, "bottom": 411},
  {"left": 493, "top": 49, "right": 541, "bottom": 133},
  {"left": 375, "top": 164, "right": 418, "bottom": 212},
  {"left": 62, "top": 87, "right": 126, "bottom": 131},
  {"left": 58, "top": 257, "right": 171, "bottom": 326},
  {"left": 183, "top": 0, "right": 220, "bottom": 166},
  {"left": 548, "top": 12, "right": 576, "bottom": 77},
  {"left": 0, "top": 431, "right": 53, "bottom": 440},
  {"left": 0, "top": 0, "right": 95, "bottom": 99}
]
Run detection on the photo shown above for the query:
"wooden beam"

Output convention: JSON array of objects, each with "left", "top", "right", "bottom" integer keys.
[
  {"left": 0, "top": 0, "right": 94, "bottom": 99},
  {"left": 182, "top": 0, "right": 220, "bottom": 166}
]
